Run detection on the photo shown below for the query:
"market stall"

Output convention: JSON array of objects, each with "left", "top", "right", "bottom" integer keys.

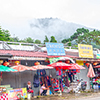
[{"left": 0, "top": 65, "right": 17, "bottom": 100}]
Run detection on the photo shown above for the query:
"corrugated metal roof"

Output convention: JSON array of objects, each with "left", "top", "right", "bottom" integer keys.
[{"left": 0, "top": 49, "right": 78, "bottom": 58}]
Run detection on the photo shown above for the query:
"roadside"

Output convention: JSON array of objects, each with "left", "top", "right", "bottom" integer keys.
[{"left": 32, "top": 91, "right": 100, "bottom": 100}]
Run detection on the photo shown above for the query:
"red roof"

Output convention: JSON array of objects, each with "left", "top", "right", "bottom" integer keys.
[{"left": 0, "top": 49, "right": 78, "bottom": 58}]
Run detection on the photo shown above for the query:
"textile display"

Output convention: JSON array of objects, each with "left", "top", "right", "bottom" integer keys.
[
  {"left": 0, "top": 93, "right": 8, "bottom": 100},
  {"left": 33, "top": 74, "right": 39, "bottom": 88}
]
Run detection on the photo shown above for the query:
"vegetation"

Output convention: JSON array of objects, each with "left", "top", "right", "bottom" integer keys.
[
  {"left": 35, "top": 39, "right": 41, "bottom": 44},
  {"left": 62, "top": 28, "right": 89, "bottom": 43},
  {"left": 62, "top": 28, "right": 100, "bottom": 49},
  {"left": 0, "top": 26, "right": 11, "bottom": 41},
  {"left": 0, "top": 26, "right": 100, "bottom": 49},
  {"left": 50, "top": 36, "right": 57, "bottom": 43},
  {"left": 44, "top": 35, "right": 49, "bottom": 44}
]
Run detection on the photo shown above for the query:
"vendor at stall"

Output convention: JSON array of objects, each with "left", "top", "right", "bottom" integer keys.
[
  {"left": 40, "top": 83, "right": 48, "bottom": 96},
  {"left": 27, "top": 81, "right": 34, "bottom": 96}
]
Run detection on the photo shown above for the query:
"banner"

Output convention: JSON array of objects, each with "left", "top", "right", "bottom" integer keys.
[
  {"left": 78, "top": 44, "right": 93, "bottom": 58},
  {"left": 7, "top": 88, "right": 27, "bottom": 99}
]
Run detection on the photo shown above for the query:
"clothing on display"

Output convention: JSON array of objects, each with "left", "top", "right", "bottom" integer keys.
[{"left": 33, "top": 74, "right": 39, "bottom": 88}]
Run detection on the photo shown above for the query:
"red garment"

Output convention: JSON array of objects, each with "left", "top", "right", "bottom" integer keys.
[
  {"left": 28, "top": 89, "right": 34, "bottom": 93},
  {"left": 59, "top": 70, "right": 61, "bottom": 75}
]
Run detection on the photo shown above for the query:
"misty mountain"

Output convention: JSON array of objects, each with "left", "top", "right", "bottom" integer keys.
[{"left": 29, "top": 18, "right": 94, "bottom": 42}]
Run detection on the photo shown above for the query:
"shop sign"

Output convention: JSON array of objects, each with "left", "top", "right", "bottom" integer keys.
[
  {"left": 96, "top": 54, "right": 100, "bottom": 59},
  {"left": 78, "top": 44, "right": 93, "bottom": 58},
  {"left": 76, "top": 60, "right": 84, "bottom": 65},
  {"left": 7, "top": 88, "right": 27, "bottom": 99},
  {"left": 46, "top": 43, "right": 65, "bottom": 56}
]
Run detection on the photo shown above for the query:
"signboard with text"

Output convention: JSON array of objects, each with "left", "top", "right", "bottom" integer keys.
[
  {"left": 76, "top": 60, "right": 84, "bottom": 66},
  {"left": 46, "top": 43, "right": 65, "bottom": 56},
  {"left": 78, "top": 44, "right": 93, "bottom": 58},
  {"left": 7, "top": 88, "right": 27, "bottom": 99}
]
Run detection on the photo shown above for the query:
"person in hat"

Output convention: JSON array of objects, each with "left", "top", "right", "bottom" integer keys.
[{"left": 27, "top": 81, "right": 34, "bottom": 96}]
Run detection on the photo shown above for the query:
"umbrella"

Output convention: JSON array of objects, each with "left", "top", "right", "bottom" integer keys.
[
  {"left": 0, "top": 65, "right": 17, "bottom": 72},
  {"left": 94, "top": 65, "right": 100, "bottom": 68},
  {"left": 68, "top": 63, "right": 86, "bottom": 69},
  {"left": 87, "top": 64, "right": 95, "bottom": 78},
  {"left": 48, "top": 62, "right": 72, "bottom": 70},
  {"left": 29, "top": 67, "right": 37, "bottom": 70},
  {"left": 11, "top": 64, "right": 34, "bottom": 88},
  {"left": 58, "top": 57, "right": 75, "bottom": 63},
  {"left": 31, "top": 65, "right": 54, "bottom": 70},
  {"left": 11, "top": 64, "right": 32, "bottom": 72},
  {"left": 0, "top": 65, "right": 17, "bottom": 85},
  {"left": 49, "top": 57, "right": 75, "bottom": 64}
]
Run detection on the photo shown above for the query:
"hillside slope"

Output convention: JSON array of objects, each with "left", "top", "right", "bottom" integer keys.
[{"left": 29, "top": 18, "right": 94, "bottom": 42}]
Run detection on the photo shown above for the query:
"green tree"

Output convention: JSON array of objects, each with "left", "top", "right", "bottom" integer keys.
[
  {"left": 61, "top": 38, "right": 71, "bottom": 43},
  {"left": 0, "top": 26, "right": 11, "bottom": 41},
  {"left": 19, "top": 39, "right": 26, "bottom": 43},
  {"left": 24, "top": 37, "right": 34, "bottom": 43},
  {"left": 61, "top": 39, "right": 67, "bottom": 43},
  {"left": 76, "top": 30, "right": 100, "bottom": 45},
  {"left": 0, "top": 27, "right": 5, "bottom": 41},
  {"left": 67, "top": 41, "right": 71, "bottom": 46},
  {"left": 3, "top": 30, "right": 11, "bottom": 41},
  {"left": 35, "top": 39, "right": 41, "bottom": 44},
  {"left": 44, "top": 35, "right": 49, "bottom": 43},
  {"left": 50, "top": 36, "right": 57, "bottom": 43},
  {"left": 61, "top": 28, "right": 89, "bottom": 43}
]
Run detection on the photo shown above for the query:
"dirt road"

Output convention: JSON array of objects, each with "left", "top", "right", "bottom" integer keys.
[{"left": 33, "top": 92, "right": 100, "bottom": 100}]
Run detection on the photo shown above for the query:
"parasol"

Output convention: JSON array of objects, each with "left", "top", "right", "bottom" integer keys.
[
  {"left": 0, "top": 65, "right": 17, "bottom": 72},
  {"left": 30, "top": 64, "right": 54, "bottom": 70},
  {"left": 87, "top": 64, "right": 95, "bottom": 78},
  {"left": 49, "top": 57, "right": 75, "bottom": 64},
  {"left": 0, "top": 65, "right": 17, "bottom": 85},
  {"left": 48, "top": 62, "right": 72, "bottom": 70},
  {"left": 11, "top": 64, "right": 32, "bottom": 72},
  {"left": 58, "top": 57, "right": 75, "bottom": 63},
  {"left": 11, "top": 64, "right": 35, "bottom": 88},
  {"left": 68, "top": 63, "right": 86, "bottom": 69},
  {"left": 94, "top": 65, "right": 100, "bottom": 68}
]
